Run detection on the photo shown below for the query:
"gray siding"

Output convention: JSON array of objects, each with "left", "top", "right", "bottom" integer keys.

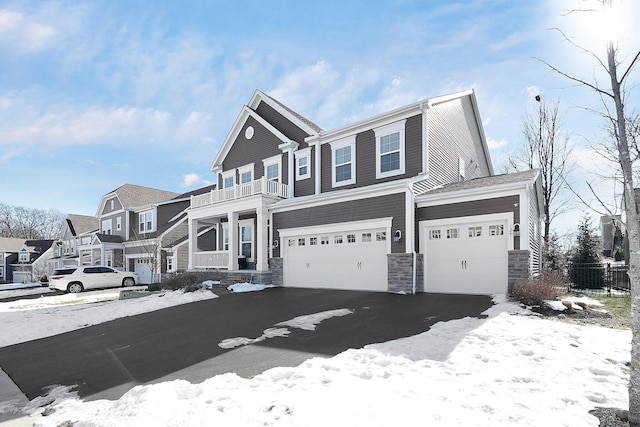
[
  {"left": 320, "top": 114, "right": 423, "bottom": 193},
  {"left": 255, "top": 101, "right": 311, "bottom": 145},
  {"left": 101, "top": 197, "right": 122, "bottom": 215},
  {"left": 294, "top": 145, "right": 315, "bottom": 197},
  {"left": 272, "top": 192, "right": 406, "bottom": 256},
  {"left": 423, "top": 96, "right": 491, "bottom": 189},
  {"left": 528, "top": 185, "right": 541, "bottom": 273},
  {"left": 156, "top": 201, "right": 189, "bottom": 235},
  {"left": 415, "top": 195, "right": 520, "bottom": 249},
  {"left": 101, "top": 213, "right": 126, "bottom": 239}
]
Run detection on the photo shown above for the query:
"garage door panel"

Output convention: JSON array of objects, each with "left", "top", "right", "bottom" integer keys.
[
  {"left": 284, "top": 228, "right": 388, "bottom": 292},
  {"left": 423, "top": 218, "right": 509, "bottom": 295}
]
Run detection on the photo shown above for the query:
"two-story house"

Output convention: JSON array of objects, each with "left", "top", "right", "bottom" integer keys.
[
  {"left": 188, "top": 89, "right": 542, "bottom": 294},
  {"left": 48, "top": 214, "right": 100, "bottom": 273},
  {"left": 9, "top": 240, "right": 54, "bottom": 283}
]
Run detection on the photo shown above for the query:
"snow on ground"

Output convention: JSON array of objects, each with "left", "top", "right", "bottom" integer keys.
[
  {"left": 0, "top": 288, "right": 217, "bottom": 347},
  {"left": 21, "top": 295, "right": 631, "bottom": 427},
  {"left": 0, "top": 283, "right": 54, "bottom": 299},
  {"left": 228, "top": 283, "right": 275, "bottom": 293}
]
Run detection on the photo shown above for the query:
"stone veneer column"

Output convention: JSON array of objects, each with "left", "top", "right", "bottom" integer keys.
[
  {"left": 387, "top": 253, "right": 418, "bottom": 294},
  {"left": 269, "top": 258, "right": 283, "bottom": 287},
  {"left": 508, "top": 250, "right": 530, "bottom": 294}
]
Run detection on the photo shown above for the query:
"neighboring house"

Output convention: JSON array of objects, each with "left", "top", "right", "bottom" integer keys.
[
  {"left": 186, "top": 89, "right": 543, "bottom": 295},
  {"left": 48, "top": 214, "right": 100, "bottom": 273},
  {"left": 0, "top": 237, "right": 25, "bottom": 283},
  {"left": 8, "top": 240, "right": 54, "bottom": 283},
  {"left": 88, "top": 184, "right": 181, "bottom": 283}
]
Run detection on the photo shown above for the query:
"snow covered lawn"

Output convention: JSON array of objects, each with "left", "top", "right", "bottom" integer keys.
[{"left": 13, "top": 295, "right": 630, "bottom": 427}]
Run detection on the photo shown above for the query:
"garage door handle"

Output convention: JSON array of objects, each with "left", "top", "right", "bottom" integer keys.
[{"left": 461, "top": 260, "right": 467, "bottom": 269}]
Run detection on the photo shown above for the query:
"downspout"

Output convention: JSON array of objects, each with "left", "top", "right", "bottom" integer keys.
[{"left": 405, "top": 182, "right": 417, "bottom": 294}]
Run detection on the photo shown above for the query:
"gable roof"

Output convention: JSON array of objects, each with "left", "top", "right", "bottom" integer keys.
[
  {"left": 0, "top": 237, "right": 26, "bottom": 253},
  {"left": 210, "top": 90, "right": 322, "bottom": 172},
  {"left": 66, "top": 214, "right": 99, "bottom": 236},
  {"left": 97, "top": 184, "right": 180, "bottom": 216}
]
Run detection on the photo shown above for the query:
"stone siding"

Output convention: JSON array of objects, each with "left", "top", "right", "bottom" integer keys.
[
  {"left": 162, "top": 270, "right": 273, "bottom": 287},
  {"left": 508, "top": 250, "right": 530, "bottom": 293},
  {"left": 388, "top": 253, "right": 420, "bottom": 294},
  {"left": 269, "top": 258, "right": 283, "bottom": 287}
]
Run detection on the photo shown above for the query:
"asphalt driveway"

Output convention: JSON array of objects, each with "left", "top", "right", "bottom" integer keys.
[{"left": 0, "top": 288, "right": 493, "bottom": 403}]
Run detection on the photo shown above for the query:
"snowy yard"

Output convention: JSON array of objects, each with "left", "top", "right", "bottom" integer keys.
[{"left": 0, "top": 283, "right": 632, "bottom": 427}]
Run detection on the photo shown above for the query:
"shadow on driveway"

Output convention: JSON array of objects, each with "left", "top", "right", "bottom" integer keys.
[{"left": 0, "top": 288, "right": 493, "bottom": 401}]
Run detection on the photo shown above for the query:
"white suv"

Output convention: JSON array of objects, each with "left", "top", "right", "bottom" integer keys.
[{"left": 49, "top": 266, "right": 138, "bottom": 293}]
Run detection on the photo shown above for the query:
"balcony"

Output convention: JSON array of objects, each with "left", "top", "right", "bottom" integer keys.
[{"left": 191, "top": 177, "right": 289, "bottom": 209}]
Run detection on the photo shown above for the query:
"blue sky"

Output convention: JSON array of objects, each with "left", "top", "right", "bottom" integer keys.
[{"left": 1, "top": 0, "right": 638, "bottom": 234}]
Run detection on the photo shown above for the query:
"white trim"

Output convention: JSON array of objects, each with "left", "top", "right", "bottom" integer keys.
[
  {"left": 415, "top": 178, "right": 538, "bottom": 208},
  {"left": 238, "top": 163, "right": 255, "bottom": 184},
  {"left": 221, "top": 170, "right": 236, "bottom": 189},
  {"left": 239, "top": 218, "right": 254, "bottom": 262},
  {"left": 295, "top": 147, "right": 311, "bottom": 181},
  {"left": 263, "top": 154, "right": 282, "bottom": 182},
  {"left": 421, "top": 103, "right": 429, "bottom": 174},
  {"left": 249, "top": 90, "right": 320, "bottom": 137},
  {"left": 374, "top": 119, "right": 406, "bottom": 179},
  {"left": 331, "top": 136, "right": 356, "bottom": 187}
]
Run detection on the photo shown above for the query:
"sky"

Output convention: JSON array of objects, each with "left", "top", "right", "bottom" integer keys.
[
  {"left": 1, "top": 0, "right": 639, "bottom": 235},
  {"left": 0, "top": 286, "right": 630, "bottom": 426}
]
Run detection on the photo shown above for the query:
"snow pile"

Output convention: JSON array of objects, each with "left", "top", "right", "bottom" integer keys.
[
  {"left": 200, "top": 280, "right": 221, "bottom": 288},
  {"left": 30, "top": 298, "right": 631, "bottom": 427},
  {"left": 227, "top": 283, "right": 274, "bottom": 293},
  {"left": 0, "top": 282, "right": 44, "bottom": 291},
  {"left": 0, "top": 289, "right": 218, "bottom": 347}
]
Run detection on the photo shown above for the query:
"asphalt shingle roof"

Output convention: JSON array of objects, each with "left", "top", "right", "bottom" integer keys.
[
  {"left": 263, "top": 93, "right": 323, "bottom": 133},
  {"left": 67, "top": 214, "right": 99, "bottom": 236},
  {"left": 0, "top": 237, "right": 26, "bottom": 252},
  {"left": 422, "top": 169, "right": 540, "bottom": 195},
  {"left": 109, "top": 184, "right": 180, "bottom": 209}
]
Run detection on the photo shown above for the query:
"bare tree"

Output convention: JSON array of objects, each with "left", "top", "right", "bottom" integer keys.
[
  {"left": 507, "top": 98, "right": 573, "bottom": 252},
  {"left": 538, "top": 1, "right": 640, "bottom": 422},
  {"left": 0, "top": 204, "right": 64, "bottom": 239}
]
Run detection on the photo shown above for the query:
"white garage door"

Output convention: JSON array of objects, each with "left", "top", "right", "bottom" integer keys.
[
  {"left": 134, "top": 259, "right": 153, "bottom": 284},
  {"left": 422, "top": 216, "right": 509, "bottom": 295},
  {"left": 282, "top": 224, "right": 390, "bottom": 292}
]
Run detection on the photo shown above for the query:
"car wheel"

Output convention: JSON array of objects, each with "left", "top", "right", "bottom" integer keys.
[
  {"left": 122, "top": 277, "right": 135, "bottom": 287},
  {"left": 67, "top": 282, "right": 83, "bottom": 293}
]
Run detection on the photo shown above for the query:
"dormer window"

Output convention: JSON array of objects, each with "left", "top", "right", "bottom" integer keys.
[
  {"left": 374, "top": 120, "right": 406, "bottom": 179},
  {"left": 139, "top": 210, "right": 153, "bottom": 233},
  {"left": 18, "top": 250, "right": 29, "bottom": 263}
]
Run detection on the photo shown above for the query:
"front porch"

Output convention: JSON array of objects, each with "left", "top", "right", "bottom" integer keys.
[{"left": 188, "top": 179, "right": 288, "bottom": 272}]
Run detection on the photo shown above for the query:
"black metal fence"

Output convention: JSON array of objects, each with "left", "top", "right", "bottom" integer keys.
[{"left": 566, "top": 262, "right": 631, "bottom": 294}]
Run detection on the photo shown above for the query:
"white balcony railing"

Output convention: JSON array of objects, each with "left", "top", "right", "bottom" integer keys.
[
  {"left": 194, "top": 251, "right": 230, "bottom": 269},
  {"left": 191, "top": 177, "right": 288, "bottom": 209}
]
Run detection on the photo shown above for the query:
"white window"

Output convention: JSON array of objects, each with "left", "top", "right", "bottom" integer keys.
[
  {"left": 374, "top": 120, "right": 406, "bottom": 179},
  {"left": 429, "top": 230, "right": 441, "bottom": 240},
  {"left": 102, "top": 219, "right": 112, "bottom": 235},
  {"left": 334, "top": 235, "right": 343, "bottom": 244},
  {"left": 223, "top": 225, "right": 230, "bottom": 251},
  {"left": 288, "top": 239, "right": 296, "bottom": 247},
  {"left": 310, "top": 237, "right": 318, "bottom": 245},
  {"left": 489, "top": 225, "right": 504, "bottom": 236},
  {"left": 298, "top": 238, "right": 306, "bottom": 246},
  {"left": 167, "top": 255, "right": 176, "bottom": 272},
  {"left": 376, "top": 231, "right": 387, "bottom": 241},
  {"left": 263, "top": 155, "right": 282, "bottom": 183},
  {"left": 347, "top": 234, "right": 356, "bottom": 243},
  {"left": 468, "top": 226, "right": 482, "bottom": 238},
  {"left": 221, "top": 170, "right": 235, "bottom": 189},
  {"left": 321, "top": 236, "right": 329, "bottom": 245},
  {"left": 238, "top": 164, "right": 254, "bottom": 185},
  {"left": 139, "top": 211, "right": 153, "bottom": 233},
  {"left": 362, "top": 232, "right": 372, "bottom": 242},
  {"left": 331, "top": 136, "right": 356, "bottom": 187},
  {"left": 110, "top": 200, "right": 114, "bottom": 210},
  {"left": 116, "top": 217, "right": 122, "bottom": 231},
  {"left": 295, "top": 148, "right": 311, "bottom": 180},
  {"left": 18, "top": 250, "right": 29, "bottom": 263},
  {"left": 447, "top": 228, "right": 459, "bottom": 239}
]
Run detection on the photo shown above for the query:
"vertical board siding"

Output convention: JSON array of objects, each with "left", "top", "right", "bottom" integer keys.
[
  {"left": 272, "top": 192, "right": 406, "bottom": 256},
  {"left": 320, "top": 114, "right": 423, "bottom": 193},
  {"left": 424, "top": 97, "right": 491, "bottom": 189}
]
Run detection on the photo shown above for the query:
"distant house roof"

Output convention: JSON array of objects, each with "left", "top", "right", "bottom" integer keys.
[
  {"left": 0, "top": 237, "right": 26, "bottom": 253},
  {"left": 66, "top": 214, "right": 99, "bottom": 236},
  {"left": 94, "top": 234, "right": 123, "bottom": 243},
  {"left": 170, "top": 184, "right": 217, "bottom": 201},
  {"left": 98, "top": 184, "right": 180, "bottom": 215}
]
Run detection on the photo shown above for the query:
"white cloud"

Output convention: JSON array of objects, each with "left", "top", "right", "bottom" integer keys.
[
  {"left": 181, "top": 173, "right": 212, "bottom": 188},
  {"left": 487, "top": 138, "right": 508, "bottom": 150}
]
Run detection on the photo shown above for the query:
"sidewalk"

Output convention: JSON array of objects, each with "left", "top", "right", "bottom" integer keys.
[{"left": 0, "top": 367, "right": 34, "bottom": 426}]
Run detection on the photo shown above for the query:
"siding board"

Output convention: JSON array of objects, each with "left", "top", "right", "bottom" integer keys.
[
  {"left": 255, "top": 101, "right": 311, "bottom": 145},
  {"left": 272, "top": 193, "right": 406, "bottom": 256}
]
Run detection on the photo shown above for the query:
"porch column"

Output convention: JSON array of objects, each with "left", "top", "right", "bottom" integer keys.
[
  {"left": 287, "top": 148, "right": 295, "bottom": 198},
  {"left": 228, "top": 212, "right": 239, "bottom": 270},
  {"left": 256, "top": 205, "right": 268, "bottom": 271},
  {"left": 188, "top": 217, "right": 197, "bottom": 270}
]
